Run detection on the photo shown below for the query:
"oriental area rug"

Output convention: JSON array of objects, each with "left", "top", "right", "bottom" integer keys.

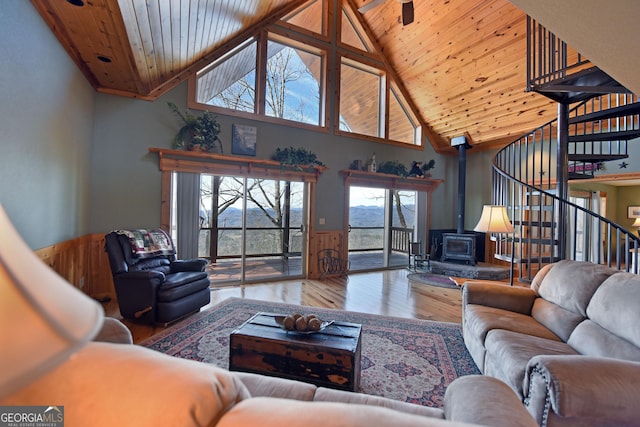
[{"left": 140, "top": 298, "right": 480, "bottom": 408}]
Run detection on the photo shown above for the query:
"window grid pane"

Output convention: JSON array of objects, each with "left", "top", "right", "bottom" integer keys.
[
  {"left": 265, "top": 40, "right": 322, "bottom": 126},
  {"left": 339, "top": 61, "right": 381, "bottom": 137},
  {"left": 389, "top": 86, "right": 417, "bottom": 144},
  {"left": 197, "top": 40, "right": 258, "bottom": 113}
]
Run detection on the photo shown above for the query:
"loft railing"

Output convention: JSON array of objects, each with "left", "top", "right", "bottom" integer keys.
[
  {"left": 526, "top": 16, "right": 591, "bottom": 92},
  {"left": 569, "top": 93, "right": 638, "bottom": 166}
]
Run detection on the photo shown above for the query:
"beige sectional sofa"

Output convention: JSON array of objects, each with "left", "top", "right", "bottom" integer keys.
[
  {"left": 2, "top": 318, "right": 538, "bottom": 427},
  {"left": 462, "top": 260, "right": 640, "bottom": 427}
]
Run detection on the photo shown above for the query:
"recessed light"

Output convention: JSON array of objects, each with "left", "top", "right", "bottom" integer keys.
[
  {"left": 66, "top": 0, "right": 85, "bottom": 6},
  {"left": 97, "top": 55, "right": 112, "bottom": 63}
]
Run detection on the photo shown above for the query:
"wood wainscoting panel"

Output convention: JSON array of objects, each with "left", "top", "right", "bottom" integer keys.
[
  {"left": 35, "top": 233, "right": 114, "bottom": 300},
  {"left": 308, "top": 230, "right": 345, "bottom": 279}
]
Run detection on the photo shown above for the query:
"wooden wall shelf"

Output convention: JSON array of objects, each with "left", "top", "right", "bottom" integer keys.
[
  {"left": 149, "top": 148, "right": 326, "bottom": 182},
  {"left": 339, "top": 169, "right": 443, "bottom": 193}
]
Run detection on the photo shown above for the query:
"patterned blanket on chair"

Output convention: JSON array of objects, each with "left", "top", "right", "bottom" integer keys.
[{"left": 115, "top": 229, "right": 175, "bottom": 258}]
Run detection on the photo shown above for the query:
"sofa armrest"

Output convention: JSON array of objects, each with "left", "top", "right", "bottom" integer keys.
[
  {"left": 523, "top": 355, "right": 640, "bottom": 426},
  {"left": 115, "top": 270, "right": 166, "bottom": 283},
  {"left": 171, "top": 258, "right": 208, "bottom": 272},
  {"left": 93, "top": 317, "right": 133, "bottom": 344},
  {"left": 462, "top": 281, "right": 537, "bottom": 315},
  {"left": 444, "top": 375, "right": 537, "bottom": 427}
]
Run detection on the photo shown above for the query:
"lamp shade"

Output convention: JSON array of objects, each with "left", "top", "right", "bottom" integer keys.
[
  {"left": 0, "top": 205, "right": 103, "bottom": 398},
  {"left": 632, "top": 217, "right": 640, "bottom": 228},
  {"left": 473, "top": 205, "right": 514, "bottom": 233}
]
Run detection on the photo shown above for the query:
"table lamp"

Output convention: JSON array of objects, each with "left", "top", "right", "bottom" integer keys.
[
  {"left": 0, "top": 205, "right": 104, "bottom": 399},
  {"left": 473, "top": 205, "right": 515, "bottom": 285}
]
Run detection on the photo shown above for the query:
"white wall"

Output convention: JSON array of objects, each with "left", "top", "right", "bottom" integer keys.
[{"left": 0, "top": 2, "right": 95, "bottom": 249}]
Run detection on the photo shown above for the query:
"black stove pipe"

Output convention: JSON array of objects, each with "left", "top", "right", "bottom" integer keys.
[{"left": 456, "top": 143, "right": 470, "bottom": 234}]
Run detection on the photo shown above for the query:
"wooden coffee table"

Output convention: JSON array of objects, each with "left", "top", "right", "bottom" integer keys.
[{"left": 229, "top": 312, "right": 362, "bottom": 391}]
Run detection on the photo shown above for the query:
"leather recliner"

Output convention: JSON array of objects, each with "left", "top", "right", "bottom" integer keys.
[{"left": 104, "top": 231, "right": 211, "bottom": 325}]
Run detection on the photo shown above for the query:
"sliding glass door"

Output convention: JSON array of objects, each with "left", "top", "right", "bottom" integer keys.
[
  {"left": 174, "top": 172, "right": 308, "bottom": 285},
  {"left": 348, "top": 186, "right": 416, "bottom": 271}
]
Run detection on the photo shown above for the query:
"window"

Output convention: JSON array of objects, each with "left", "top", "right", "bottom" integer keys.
[
  {"left": 197, "top": 40, "right": 258, "bottom": 113},
  {"left": 389, "top": 83, "right": 420, "bottom": 144},
  {"left": 191, "top": 0, "right": 423, "bottom": 146},
  {"left": 265, "top": 39, "right": 323, "bottom": 126},
  {"left": 282, "top": 0, "right": 326, "bottom": 36},
  {"left": 341, "top": 7, "right": 371, "bottom": 52},
  {"left": 339, "top": 59, "right": 383, "bottom": 138}
]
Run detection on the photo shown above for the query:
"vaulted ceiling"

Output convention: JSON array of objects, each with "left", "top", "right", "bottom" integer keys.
[{"left": 31, "top": 0, "right": 565, "bottom": 154}]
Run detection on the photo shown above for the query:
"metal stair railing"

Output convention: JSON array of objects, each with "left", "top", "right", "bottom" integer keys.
[
  {"left": 526, "top": 16, "right": 592, "bottom": 93},
  {"left": 492, "top": 99, "right": 640, "bottom": 282},
  {"left": 490, "top": 17, "right": 640, "bottom": 281}
]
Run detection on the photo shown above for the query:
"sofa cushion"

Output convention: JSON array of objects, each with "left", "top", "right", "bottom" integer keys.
[
  {"left": 567, "top": 320, "right": 640, "bottom": 361},
  {"left": 314, "top": 386, "right": 444, "bottom": 419},
  {"left": 534, "top": 260, "right": 617, "bottom": 317},
  {"left": 235, "top": 371, "right": 318, "bottom": 401},
  {"left": 530, "top": 298, "right": 585, "bottom": 342},
  {"left": 586, "top": 271, "right": 640, "bottom": 349},
  {"left": 529, "top": 262, "right": 553, "bottom": 293},
  {"left": 484, "top": 329, "right": 577, "bottom": 398},
  {"left": 463, "top": 305, "right": 561, "bottom": 372},
  {"left": 465, "top": 305, "right": 562, "bottom": 346},
  {"left": 216, "top": 397, "right": 474, "bottom": 427},
  {"left": 0, "top": 342, "right": 250, "bottom": 427}
]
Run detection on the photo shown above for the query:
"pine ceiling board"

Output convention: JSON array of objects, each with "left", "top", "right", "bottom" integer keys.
[
  {"left": 33, "top": 0, "right": 145, "bottom": 95},
  {"left": 156, "top": 0, "right": 173, "bottom": 76},
  {"left": 360, "top": 0, "right": 534, "bottom": 147},
  {"left": 33, "top": 0, "right": 597, "bottom": 151},
  {"left": 173, "top": 0, "right": 188, "bottom": 68},
  {"left": 126, "top": 0, "right": 162, "bottom": 90},
  {"left": 144, "top": 0, "right": 168, "bottom": 79},
  {"left": 113, "top": 0, "right": 153, "bottom": 95}
]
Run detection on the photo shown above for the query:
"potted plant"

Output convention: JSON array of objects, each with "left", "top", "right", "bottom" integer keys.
[
  {"left": 377, "top": 160, "right": 409, "bottom": 177},
  {"left": 168, "top": 102, "right": 223, "bottom": 153},
  {"left": 421, "top": 159, "right": 436, "bottom": 177},
  {"left": 272, "top": 147, "right": 325, "bottom": 170}
]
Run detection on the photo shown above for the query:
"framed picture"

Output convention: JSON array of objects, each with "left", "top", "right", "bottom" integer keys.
[
  {"left": 231, "top": 124, "right": 257, "bottom": 156},
  {"left": 628, "top": 206, "right": 640, "bottom": 218}
]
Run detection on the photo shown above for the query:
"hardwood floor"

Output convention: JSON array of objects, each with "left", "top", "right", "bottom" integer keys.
[{"left": 104, "top": 269, "right": 464, "bottom": 343}]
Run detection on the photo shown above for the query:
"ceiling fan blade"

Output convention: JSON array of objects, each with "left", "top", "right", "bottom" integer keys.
[
  {"left": 358, "top": 0, "right": 386, "bottom": 14},
  {"left": 402, "top": 1, "right": 414, "bottom": 25}
]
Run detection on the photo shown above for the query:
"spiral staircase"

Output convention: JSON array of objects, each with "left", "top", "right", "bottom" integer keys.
[{"left": 490, "top": 17, "right": 640, "bottom": 282}]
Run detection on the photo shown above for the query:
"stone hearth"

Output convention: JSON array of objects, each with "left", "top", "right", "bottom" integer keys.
[{"left": 428, "top": 260, "right": 510, "bottom": 280}]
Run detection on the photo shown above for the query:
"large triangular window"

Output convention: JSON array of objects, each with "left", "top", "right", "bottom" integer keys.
[
  {"left": 282, "top": 0, "right": 327, "bottom": 37},
  {"left": 197, "top": 39, "right": 258, "bottom": 114},
  {"left": 191, "top": 0, "right": 422, "bottom": 147},
  {"left": 341, "top": 6, "right": 372, "bottom": 52}
]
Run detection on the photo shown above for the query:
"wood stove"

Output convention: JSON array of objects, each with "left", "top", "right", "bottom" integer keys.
[{"left": 441, "top": 233, "right": 476, "bottom": 265}]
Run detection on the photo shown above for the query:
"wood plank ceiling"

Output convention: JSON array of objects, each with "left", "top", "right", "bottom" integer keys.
[{"left": 31, "top": 0, "right": 558, "bottom": 154}]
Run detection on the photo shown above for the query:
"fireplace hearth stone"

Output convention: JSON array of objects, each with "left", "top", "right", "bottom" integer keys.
[{"left": 428, "top": 260, "right": 510, "bottom": 280}]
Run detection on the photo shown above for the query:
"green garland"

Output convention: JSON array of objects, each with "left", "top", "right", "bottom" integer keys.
[{"left": 272, "top": 147, "right": 325, "bottom": 169}]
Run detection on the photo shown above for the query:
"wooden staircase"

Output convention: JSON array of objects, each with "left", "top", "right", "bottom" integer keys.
[{"left": 490, "top": 17, "right": 640, "bottom": 282}]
